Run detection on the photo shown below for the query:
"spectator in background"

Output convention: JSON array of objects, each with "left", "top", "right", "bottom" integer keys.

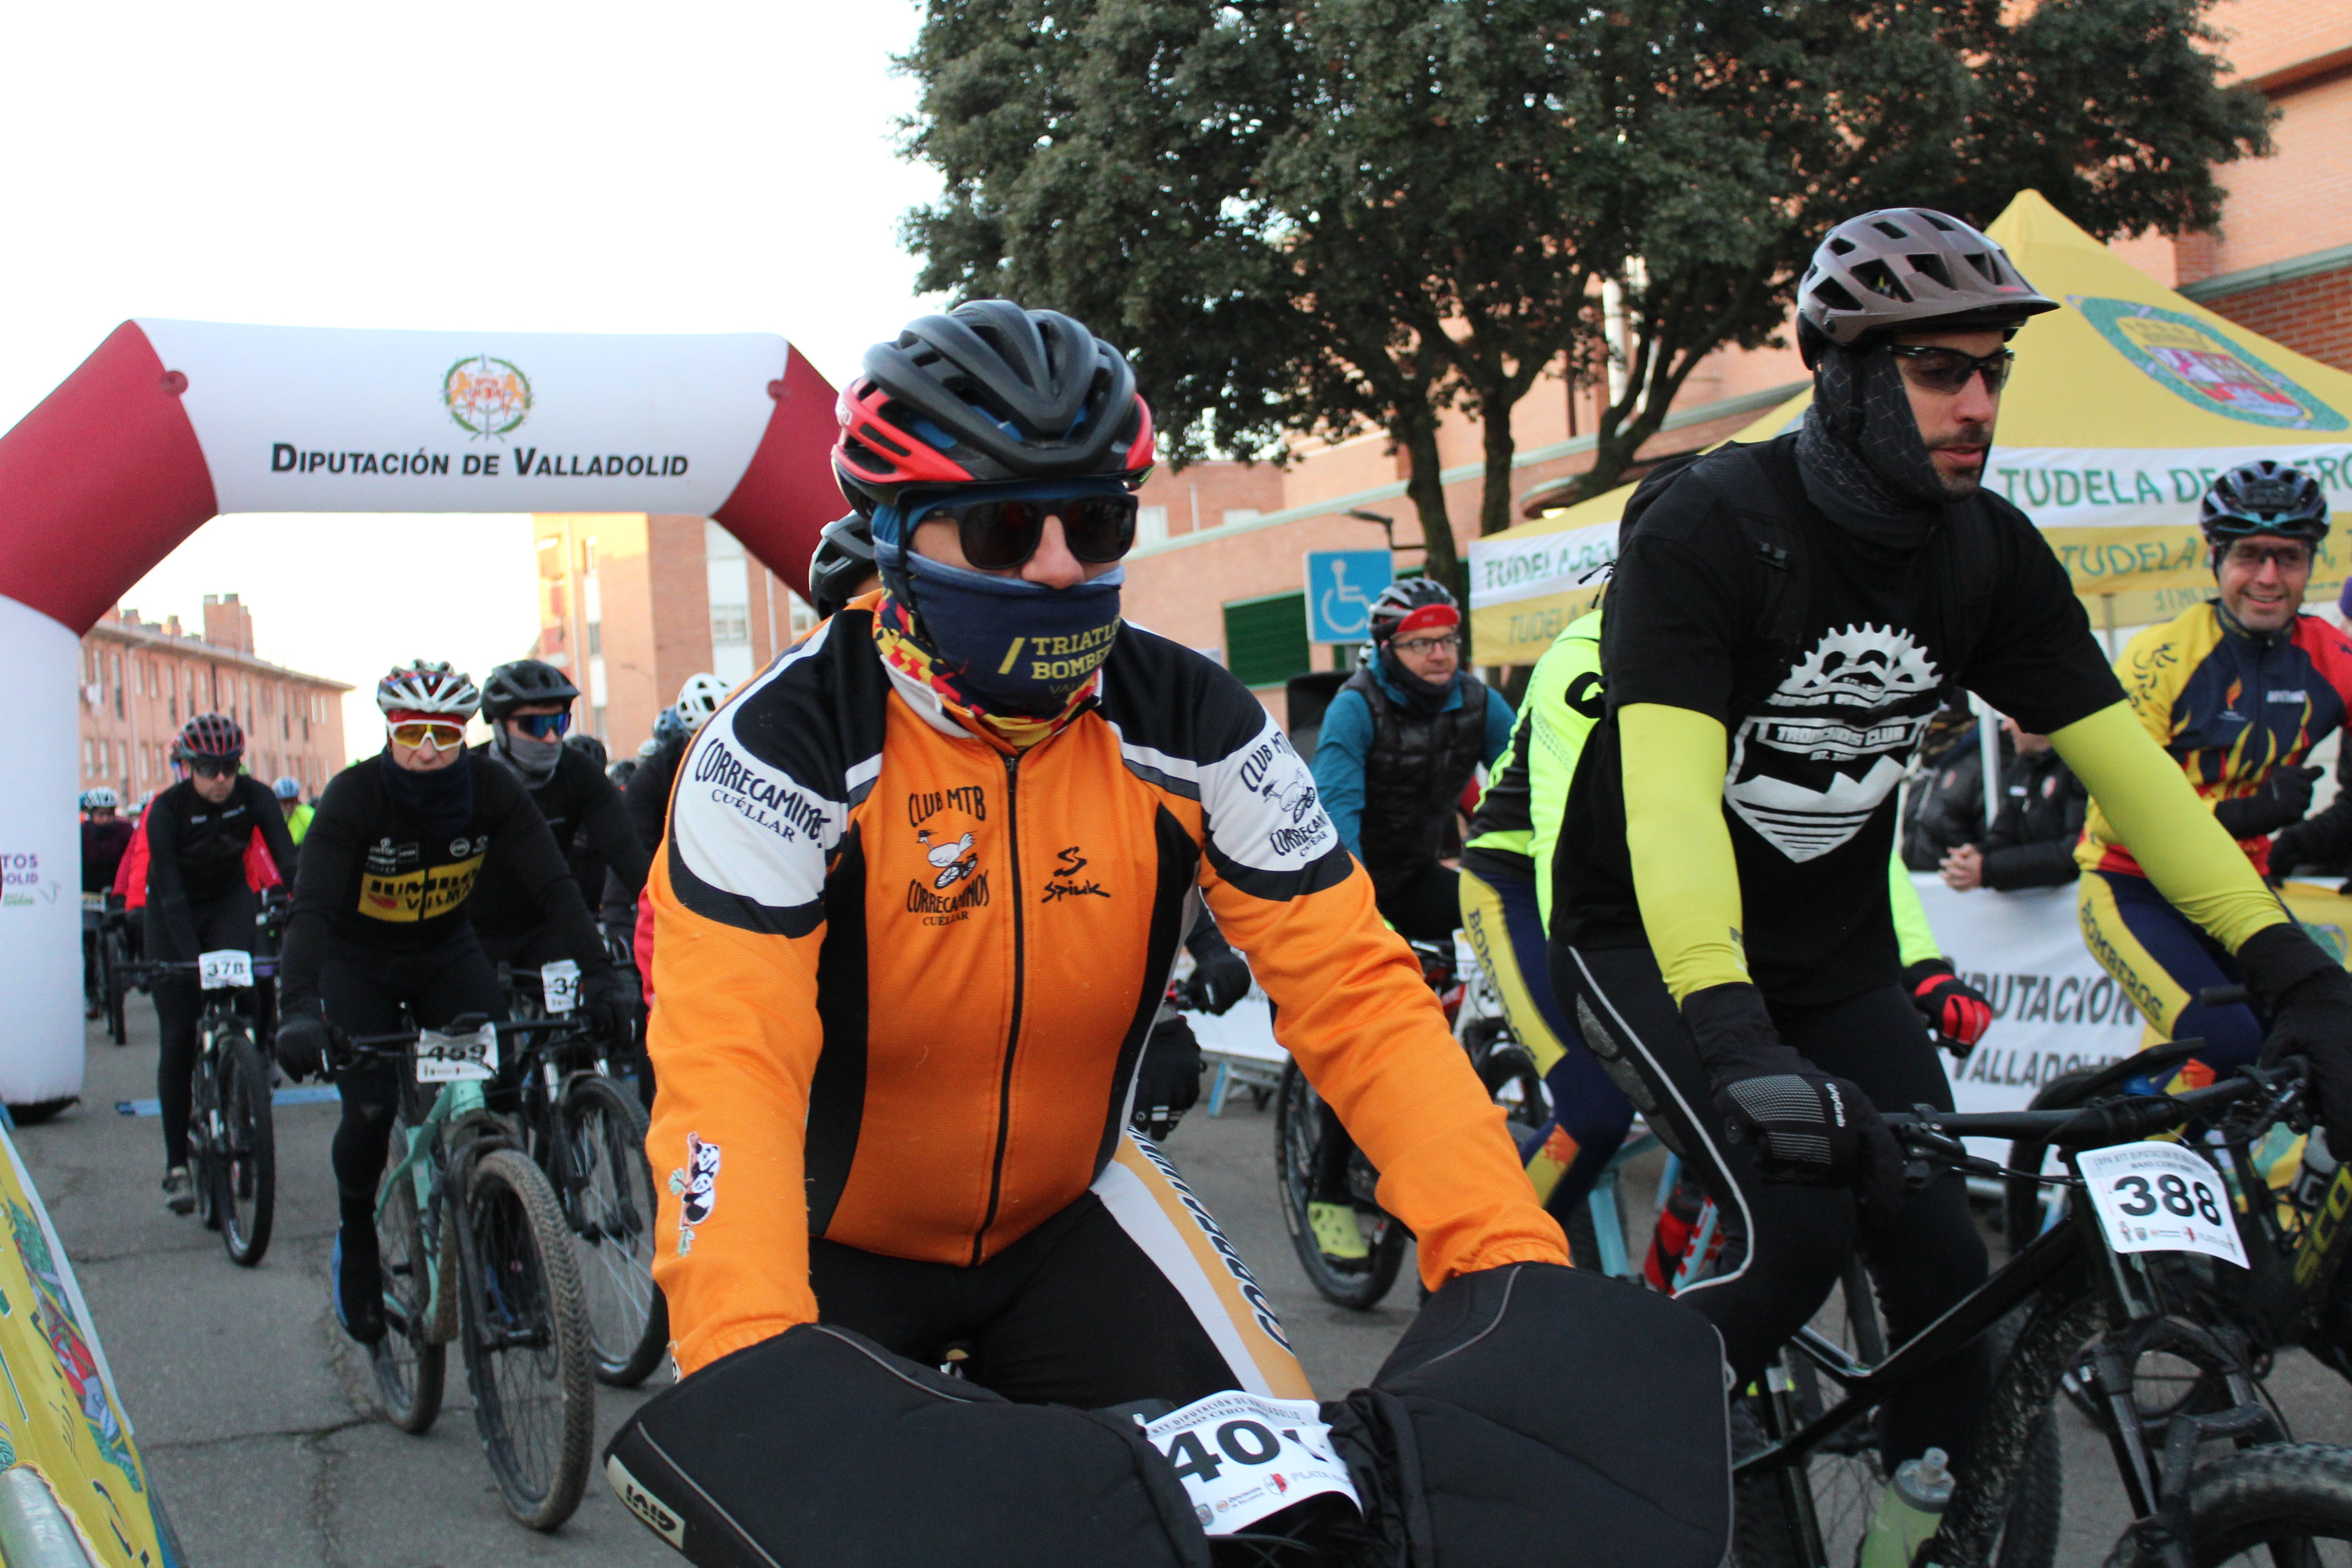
[
  {"left": 1940, "top": 719, "right": 2087, "bottom": 892},
  {"left": 1901, "top": 700, "right": 2011, "bottom": 872}
]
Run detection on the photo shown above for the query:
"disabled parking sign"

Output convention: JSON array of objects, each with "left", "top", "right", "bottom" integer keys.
[{"left": 1304, "top": 550, "right": 1392, "bottom": 642}]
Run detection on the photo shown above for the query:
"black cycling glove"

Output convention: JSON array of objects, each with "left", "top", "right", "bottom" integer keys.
[
  {"left": 274, "top": 1002, "right": 334, "bottom": 1083},
  {"left": 2269, "top": 823, "right": 2317, "bottom": 882},
  {"left": 579, "top": 963, "right": 642, "bottom": 1042},
  {"left": 1684, "top": 982, "right": 1906, "bottom": 1225},
  {"left": 1902, "top": 958, "right": 1992, "bottom": 1058},
  {"left": 2238, "top": 921, "right": 2352, "bottom": 1136},
  {"left": 2214, "top": 764, "right": 2323, "bottom": 840},
  {"left": 1130, "top": 1016, "right": 1203, "bottom": 1142},
  {"left": 1188, "top": 950, "right": 1252, "bottom": 1016}
]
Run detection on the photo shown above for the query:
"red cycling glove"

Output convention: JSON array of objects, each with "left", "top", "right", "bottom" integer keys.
[{"left": 1904, "top": 959, "right": 1991, "bottom": 1057}]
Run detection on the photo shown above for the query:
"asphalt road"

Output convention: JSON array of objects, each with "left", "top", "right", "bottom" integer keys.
[{"left": 15, "top": 1010, "right": 2352, "bottom": 1565}]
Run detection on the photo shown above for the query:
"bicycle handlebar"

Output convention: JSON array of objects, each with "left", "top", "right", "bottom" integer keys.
[{"left": 1885, "top": 1057, "right": 2305, "bottom": 1154}]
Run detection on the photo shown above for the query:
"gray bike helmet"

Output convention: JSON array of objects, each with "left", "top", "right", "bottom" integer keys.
[
  {"left": 481, "top": 657, "right": 581, "bottom": 721},
  {"left": 1796, "top": 208, "right": 2058, "bottom": 362},
  {"left": 2201, "top": 461, "right": 2330, "bottom": 552}
]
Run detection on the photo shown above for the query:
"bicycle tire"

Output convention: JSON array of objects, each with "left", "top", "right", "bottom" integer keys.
[
  {"left": 1273, "top": 1061, "right": 1406, "bottom": 1310},
  {"left": 459, "top": 1147, "right": 595, "bottom": 1530},
  {"left": 191, "top": 1033, "right": 222, "bottom": 1232},
  {"left": 557, "top": 1073, "right": 669, "bottom": 1385},
  {"left": 2102, "top": 1442, "right": 2352, "bottom": 1566},
  {"left": 215, "top": 1031, "right": 275, "bottom": 1266},
  {"left": 371, "top": 1161, "right": 446, "bottom": 1434},
  {"left": 2004, "top": 1066, "right": 2102, "bottom": 1251},
  {"left": 101, "top": 931, "right": 130, "bottom": 1046}
]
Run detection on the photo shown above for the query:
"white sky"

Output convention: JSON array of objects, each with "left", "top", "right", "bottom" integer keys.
[{"left": 1, "top": 0, "right": 942, "bottom": 758}]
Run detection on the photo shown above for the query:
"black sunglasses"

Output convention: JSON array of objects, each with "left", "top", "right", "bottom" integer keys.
[
  {"left": 188, "top": 757, "right": 240, "bottom": 779},
  {"left": 912, "top": 492, "right": 1138, "bottom": 571},
  {"left": 1886, "top": 344, "right": 2014, "bottom": 396}
]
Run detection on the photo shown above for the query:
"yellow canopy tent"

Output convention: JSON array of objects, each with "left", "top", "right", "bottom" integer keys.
[{"left": 1470, "top": 190, "right": 2352, "bottom": 666}]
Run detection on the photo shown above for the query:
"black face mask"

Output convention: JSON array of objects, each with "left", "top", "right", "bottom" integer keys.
[
  {"left": 1378, "top": 641, "right": 1459, "bottom": 710},
  {"left": 1797, "top": 346, "right": 1953, "bottom": 549},
  {"left": 378, "top": 750, "right": 474, "bottom": 838}
]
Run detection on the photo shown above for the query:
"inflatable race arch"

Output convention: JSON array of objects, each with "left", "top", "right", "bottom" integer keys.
[{"left": 0, "top": 319, "right": 845, "bottom": 1104}]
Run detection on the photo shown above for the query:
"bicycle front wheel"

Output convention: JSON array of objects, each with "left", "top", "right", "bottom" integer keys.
[
  {"left": 558, "top": 1074, "right": 668, "bottom": 1386},
  {"left": 215, "top": 1031, "right": 275, "bottom": 1266},
  {"left": 1273, "top": 1061, "right": 1406, "bottom": 1310},
  {"left": 460, "top": 1148, "right": 594, "bottom": 1531},
  {"left": 371, "top": 1159, "right": 446, "bottom": 1435},
  {"left": 2104, "top": 1443, "right": 2352, "bottom": 1566}
]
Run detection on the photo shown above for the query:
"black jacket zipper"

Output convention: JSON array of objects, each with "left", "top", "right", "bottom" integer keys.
[{"left": 972, "top": 750, "right": 1025, "bottom": 1263}]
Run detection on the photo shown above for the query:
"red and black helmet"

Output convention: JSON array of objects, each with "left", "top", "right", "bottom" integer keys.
[
  {"left": 172, "top": 712, "right": 245, "bottom": 763},
  {"left": 833, "top": 300, "right": 1156, "bottom": 514},
  {"left": 1367, "top": 578, "right": 1460, "bottom": 645}
]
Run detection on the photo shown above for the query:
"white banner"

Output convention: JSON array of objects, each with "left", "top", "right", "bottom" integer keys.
[
  {"left": 1909, "top": 876, "right": 2142, "bottom": 1114},
  {"left": 136, "top": 319, "right": 785, "bottom": 514},
  {"left": 0, "top": 600, "right": 90, "bottom": 1102},
  {"left": 1985, "top": 443, "right": 2352, "bottom": 530},
  {"left": 1468, "top": 519, "right": 1617, "bottom": 609}
]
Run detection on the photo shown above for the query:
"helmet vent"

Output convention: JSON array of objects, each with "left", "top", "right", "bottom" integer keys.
[
  {"left": 1962, "top": 252, "right": 1998, "bottom": 283},
  {"left": 1871, "top": 219, "right": 1911, "bottom": 240},
  {"left": 1906, "top": 253, "right": 1953, "bottom": 290},
  {"left": 1809, "top": 278, "right": 1863, "bottom": 314},
  {"left": 1827, "top": 236, "right": 1857, "bottom": 256},
  {"left": 1852, "top": 260, "right": 1911, "bottom": 302}
]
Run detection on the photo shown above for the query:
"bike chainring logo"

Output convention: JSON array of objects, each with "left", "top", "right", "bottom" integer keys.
[{"left": 442, "top": 353, "right": 533, "bottom": 438}]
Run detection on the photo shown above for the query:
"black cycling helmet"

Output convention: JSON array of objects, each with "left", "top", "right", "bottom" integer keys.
[
  {"left": 565, "top": 731, "right": 608, "bottom": 770},
  {"left": 1367, "top": 578, "right": 1460, "bottom": 645},
  {"left": 609, "top": 758, "right": 638, "bottom": 790},
  {"left": 481, "top": 658, "right": 580, "bottom": 721},
  {"left": 832, "top": 299, "right": 1156, "bottom": 514},
  {"left": 172, "top": 712, "right": 244, "bottom": 763},
  {"left": 809, "top": 513, "right": 877, "bottom": 619},
  {"left": 2201, "top": 461, "right": 2330, "bottom": 554},
  {"left": 1796, "top": 208, "right": 2058, "bottom": 366}
]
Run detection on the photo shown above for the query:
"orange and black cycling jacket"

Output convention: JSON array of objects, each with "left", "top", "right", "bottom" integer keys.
[{"left": 647, "top": 600, "right": 1567, "bottom": 1375}]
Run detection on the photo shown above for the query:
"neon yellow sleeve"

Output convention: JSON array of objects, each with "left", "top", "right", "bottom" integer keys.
[
  {"left": 1889, "top": 853, "right": 1942, "bottom": 969},
  {"left": 1621, "top": 702, "right": 1749, "bottom": 1000},
  {"left": 2051, "top": 701, "right": 2287, "bottom": 953},
  {"left": 1530, "top": 612, "right": 1605, "bottom": 931}
]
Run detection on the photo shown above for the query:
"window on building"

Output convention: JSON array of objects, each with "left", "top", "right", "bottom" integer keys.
[
  {"left": 1221, "top": 592, "right": 1310, "bottom": 688},
  {"left": 1137, "top": 506, "right": 1169, "bottom": 546},
  {"left": 1223, "top": 509, "right": 1261, "bottom": 528}
]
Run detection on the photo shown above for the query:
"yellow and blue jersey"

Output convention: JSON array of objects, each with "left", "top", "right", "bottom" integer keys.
[{"left": 2082, "top": 600, "right": 2352, "bottom": 879}]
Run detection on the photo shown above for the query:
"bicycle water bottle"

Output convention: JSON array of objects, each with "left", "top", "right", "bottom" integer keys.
[{"left": 1859, "top": 1448, "right": 1953, "bottom": 1568}]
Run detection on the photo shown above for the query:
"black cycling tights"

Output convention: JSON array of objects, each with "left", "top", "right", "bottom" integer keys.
[
  {"left": 318, "top": 933, "right": 507, "bottom": 1263},
  {"left": 1556, "top": 942, "right": 1989, "bottom": 1472},
  {"left": 145, "top": 889, "right": 259, "bottom": 1171}
]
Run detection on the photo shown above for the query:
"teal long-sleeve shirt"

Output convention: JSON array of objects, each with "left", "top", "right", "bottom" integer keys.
[{"left": 1311, "top": 665, "right": 1515, "bottom": 862}]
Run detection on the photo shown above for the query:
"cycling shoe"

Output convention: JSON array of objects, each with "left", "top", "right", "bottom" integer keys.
[
  {"left": 161, "top": 1167, "right": 195, "bottom": 1215},
  {"left": 331, "top": 1229, "right": 385, "bottom": 1345}
]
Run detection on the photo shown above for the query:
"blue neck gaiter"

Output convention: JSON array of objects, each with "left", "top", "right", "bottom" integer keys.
[{"left": 872, "top": 483, "right": 1128, "bottom": 716}]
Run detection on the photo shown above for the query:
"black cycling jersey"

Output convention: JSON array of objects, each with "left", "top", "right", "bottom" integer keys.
[
  {"left": 81, "top": 817, "right": 134, "bottom": 893},
  {"left": 144, "top": 775, "right": 298, "bottom": 951},
  {"left": 1559, "top": 433, "right": 2122, "bottom": 1003},
  {"left": 467, "top": 743, "right": 649, "bottom": 942},
  {"left": 623, "top": 733, "right": 686, "bottom": 879},
  {"left": 278, "top": 751, "right": 606, "bottom": 1009}
]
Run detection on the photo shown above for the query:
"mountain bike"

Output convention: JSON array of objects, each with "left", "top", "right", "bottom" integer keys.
[
  {"left": 134, "top": 947, "right": 277, "bottom": 1265},
  {"left": 340, "top": 1016, "right": 596, "bottom": 1530},
  {"left": 95, "top": 899, "right": 139, "bottom": 1047},
  {"left": 500, "top": 960, "right": 668, "bottom": 1386},
  {"left": 1274, "top": 937, "right": 1548, "bottom": 1308},
  {"left": 1736, "top": 1054, "right": 2352, "bottom": 1568}
]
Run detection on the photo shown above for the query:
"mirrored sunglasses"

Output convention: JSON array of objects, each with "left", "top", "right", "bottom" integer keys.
[
  {"left": 913, "top": 491, "right": 1138, "bottom": 571},
  {"left": 389, "top": 720, "right": 467, "bottom": 750}
]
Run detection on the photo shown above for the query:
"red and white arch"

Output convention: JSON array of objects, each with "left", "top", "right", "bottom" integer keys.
[{"left": 0, "top": 319, "right": 843, "bottom": 1104}]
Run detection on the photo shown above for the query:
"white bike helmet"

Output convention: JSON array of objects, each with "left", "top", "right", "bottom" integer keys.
[
  {"left": 375, "top": 659, "right": 481, "bottom": 718},
  {"left": 673, "top": 672, "right": 728, "bottom": 735},
  {"left": 79, "top": 787, "right": 119, "bottom": 811}
]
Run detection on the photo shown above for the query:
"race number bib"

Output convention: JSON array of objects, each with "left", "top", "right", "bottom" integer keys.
[
  {"left": 540, "top": 960, "right": 580, "bottom": 1015},
  {"left": 197, "top": 950, "right": 254, "bottom": 990},
  {"left": 415, "top": 1024, "right": 499, "bottom": 1084},
  {"left": 81, "top": 892, "right": 105, "bottom": 912},
  {"left": 1143, "top": 1392, "right": 1359, "bottom": 1536},
  {"left": 2076, "top": 1142, "right": 2248, "bottom": 1269}
]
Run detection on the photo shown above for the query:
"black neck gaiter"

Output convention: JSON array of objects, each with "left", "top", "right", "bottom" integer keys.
[
  {"left": 1796, "top": 346, "right": 1951, "bottom": 550},
  {"left": 379, "top": 750, "right": 475, "bottom": 839}
]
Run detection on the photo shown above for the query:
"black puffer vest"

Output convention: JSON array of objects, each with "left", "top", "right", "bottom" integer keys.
[{"left": 1345, "top": 665, "right": 1489, "bottom": 888}]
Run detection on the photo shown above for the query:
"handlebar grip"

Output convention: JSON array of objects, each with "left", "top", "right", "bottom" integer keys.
[{"left": 2199, "top": 983, "right": 2253, "bottom": 1009}]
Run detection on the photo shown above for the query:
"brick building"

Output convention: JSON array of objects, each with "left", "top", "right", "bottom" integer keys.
[
  {"left": 78, "top": 594, "right": 350, "bottom": 807},
  {"left": 1121, "top": 1, "right": 2352, "bottom": 719},
  {"left": 530, "top": 514, "right": 816, "bottom": 759}
]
